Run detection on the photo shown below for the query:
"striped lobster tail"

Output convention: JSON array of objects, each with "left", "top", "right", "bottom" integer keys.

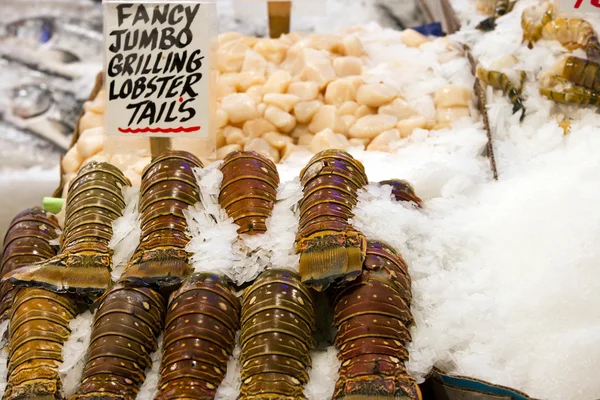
[
  {"left": 3, "top": 288, "right": 79, "bottom": 400},
  {"left": 332, "top": 240, "right": 421, "bottom": 400},
  {"left": 1, "top": 208, "right": 75, "bottom": 400},
  {"left": 218, "top": 151, "right": 280, "bottom": 235},
  {"left": 120, "top": 150, "right": 203, "bottom": 290},
  {"left": 295, "top": 149, "right": 368, "bottom": 291},
  {"left": 155, "top": 273, "right": 241, "bottom": 399},
  {"left": 70, "top": 284, "right": 166, "bottom": 400},
  {"left": 238, "top": 269, "right": 315, "bottom": 400},
  {"left": 2, "top": 162, "right": 131, "bottom": 297},
  {"left": 0, "top": 207, "right": 60, "bottom": 320}
]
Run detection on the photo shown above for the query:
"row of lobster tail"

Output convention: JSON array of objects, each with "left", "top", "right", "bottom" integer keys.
[
  {"left": 72, "top": 150, "right": 204, "bottom": 399},
  {"left": 332, "top": 240, "right": 420, "bottom": 400},
  {"left": 0, "top": 208, "right": 73, "bottom": 400},
  {"left": 3, "top": 162, "right": 131, "bottom": 298},
  {"left": 218, "top": 151, "right": 280, "bottom": 236},
  {"left": 238, "top": 269, "right": 315, "bottom": 400},
  {"left": 120, "top": 150, "right": 204, "bottom": 290},
  {"left": 295, "top": 150, "right": 368, "bottom": 292}
]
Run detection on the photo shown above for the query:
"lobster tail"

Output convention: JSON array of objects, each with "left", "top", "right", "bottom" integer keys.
[
  {"left": 155, "top": 273, "right": 240, "bottom": 398},
  {"left": 120, "top": 150, "right": 203, "bottom": 290},
  {"left": 378, "top": 180, "right": 422, "bottom": 208},
  {"left": 0, "top": 207, "right": 60, "bottom": 320},
  {"left": 295, "top": 150, "right": 368, "bottom": 291},
  {"left": 3, "top": 162, "right": 130, "bottom": 296},
  {"left": 3, "top": 288, "right": 80, "bottom": 400},
  {"left": 332, "top": 241, "right": 420, "bottom": 400},
  {"left": 218, "top": 151, "right": 280, "bottom": 235},
  {"left": 71, "top": 284, "right": 166, "bottom": 400},
  {"left": 238, "top": 269, "right": 315, "bottom": 400}
]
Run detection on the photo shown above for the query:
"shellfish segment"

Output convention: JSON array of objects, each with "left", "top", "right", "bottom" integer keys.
[
  {"left": 378, "top": 179, "right": 422, "bottom": 207},
  {"left": 295, "top": 150, "right": 368, "bottom": 291},
  {"left": 155, "top": 273, "right": 240, "bottom": 399},
  {"left": 238, "top": 269, "right": 315, "bottom": 400},
  {"left": 120, "top": 150, "right": 203, "bottom": 290},
  {"left": 70, "top": 284, "right": 166, "bottom": 400},
  {"left": 4, "top": 288, "right": 80, "bottom": 400},
  {"left": 332, "top": 241, "right": 421, "bottom": 400},
  {"left": 0, "top": 207, "right": 60, "bottom": 320},
  {"left": 219, "top": 150, "right": 280, "bottom": 235},
  {"left": 3, "top": 162, "right": 130, "bottom": 297}
]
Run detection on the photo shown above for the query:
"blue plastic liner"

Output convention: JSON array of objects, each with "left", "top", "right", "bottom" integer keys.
[
  {"left": 412, "top": 22, "right": 445, "bottom": 37},
  {"left": 437, "top": 372, "right": 531, "bottom": 400}
]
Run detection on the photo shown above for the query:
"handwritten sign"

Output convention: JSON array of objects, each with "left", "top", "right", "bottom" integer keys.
[
  {"left": 558, "top": 0, "right": 600, "bottom": 12},
  {"left": 104, "top": 2, "right": 215, "bottom": 137}
]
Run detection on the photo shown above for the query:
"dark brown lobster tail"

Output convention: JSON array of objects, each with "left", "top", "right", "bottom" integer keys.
[
  {"left": 71, "top": 284, "right": 166, "bottom": 400},
  {"left": 120, "top": 150, "right": 203, "bottom": 290},
  {"left": 0, "top": 207, "right": 60, "bottom": 320},
  {"left": 218, "top": 151, "right": 280, "bottom": 235},
  {"left": 295, "top": 149, "right": 368, "bottom": 291},
  {"left": 238, "top": 269, "right": 315, "bottom": 400},
  {"left": 379, "top": 179, "right": 422, "bottom": 208},
  {"left": 155, "top": 273, "right": 240, "bottom": 399},
  {"left": 332, "top": 240, "right": 421, "bottom": 400},
  {"left": 3, "top": 162, "right": 130, "bottom": 297}
]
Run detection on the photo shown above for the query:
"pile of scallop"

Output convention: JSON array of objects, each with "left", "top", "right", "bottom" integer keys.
[{"left": 61, "top": 24, "right": 478, "bottom": 191}]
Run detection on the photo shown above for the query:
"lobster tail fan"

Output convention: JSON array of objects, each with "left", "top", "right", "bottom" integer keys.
[
  {"left": 120, "top": 257, "right": 192, "bottom": 291},
  {"left": 3, "top": 254, "right": 112, "bottom": 298}
]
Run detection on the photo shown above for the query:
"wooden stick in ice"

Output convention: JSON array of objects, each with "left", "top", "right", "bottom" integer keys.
[{"left": 268, "top": 1, "right": 292, "bottom": 38}]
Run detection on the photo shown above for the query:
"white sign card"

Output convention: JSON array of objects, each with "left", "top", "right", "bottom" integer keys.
[
  {"left": 104, "top": 1, "right": 215, "bottom": 138},
  {"left": 557, "top": 0, "right": 600, "bottom": 13}
]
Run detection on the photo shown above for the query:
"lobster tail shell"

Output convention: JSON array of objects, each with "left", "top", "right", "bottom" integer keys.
[
  {"left": 155, "top": 273, "right": 240, "bottom": 399},
  {"left": 0, "top": 207, "right": 60, "bottom": 320},
  {"left": 3, "top": 162, "right": 130, "bottom": 296},
  {"left": 120, "top": 150, "right": 203, "bottom": 290},
  {"left": 332, "top": 240, "right": 421, "bottom": 400},
  {"left": 378, "top": 179, "right": 422, "bottom": 208},
  {"left": 219, "top": 151, "right": 280, "bottom": 235},
  {"left": 295, "top": 150, "right": 368, "bottom": 291},
  {"left": 3, "top": 288, "right": 80, "bottom": 400},
  {"left": 238, "top": 269, "right": 315, "bottom": 400},
  {"left": 71, "top": 284, "right": 166, "bottom": 400}
]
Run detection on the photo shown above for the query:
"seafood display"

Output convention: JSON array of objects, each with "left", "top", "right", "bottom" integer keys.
[
  {"left": 72, "top": 150, "right": 205, "bottom": 398},
  {"left": 219, "top": 150, "right": 280, "bottom": 235},
  {"left": 0, "top": 207, "right": 59, "bottom": 320},
  {"left": 521, "top": 3, "right": 554, "bottom": 48},
  {"left": 57, "top": 24, "right": 478, "bottom": 190},
  {"left": 476, "top": 66, "right": 526, "bottom": 121},
  {"left": 156, "top": 273, "right": 240, "bottom": 399},
  {"left": 72, "top": 284, "right": 165, "bottom": 400},
  {"left": 3, "top": 161, "right": 130, "bottom": 298},
  {"left": 540, "top": 56, "right": 600, "bottom": 106},
  {"left": 295, "top": 150, "right": 368, "bottom": 291},
  {"left": 333, "top": 240, "right": 419, "bottom": 400},
  {"left": 239, "top": 269, "right": 315, "bottom": 400},
  {"left": 476, "top": 0, "right": 517, "bottom": 31}
]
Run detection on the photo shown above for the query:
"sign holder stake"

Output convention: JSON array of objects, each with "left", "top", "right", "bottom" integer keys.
[
  {"left": 150, "top": 137, "right": 172, "bottom": 160},
  {"left": 268, "top": 1, "right": 292, "bottom": 38}
]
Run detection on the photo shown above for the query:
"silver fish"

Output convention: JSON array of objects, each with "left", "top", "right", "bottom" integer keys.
[{"left": 3, "top": 83, "right": 81, "bottom": 150}]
